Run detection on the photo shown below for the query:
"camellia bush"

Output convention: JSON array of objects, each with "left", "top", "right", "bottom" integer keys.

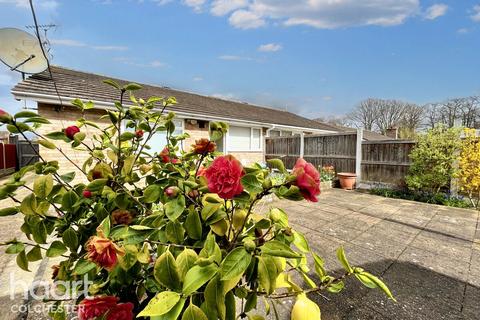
[
  {"left": 458, "top": 128, "right": 480, "bottom": 209},
  {"left": 0, "top": 80, "right": 393, "bottom": 320}
]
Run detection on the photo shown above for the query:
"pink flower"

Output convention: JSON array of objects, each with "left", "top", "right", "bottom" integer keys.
[
  {"left": 86, "top": 236, "right": 123, "bottom": 270},
  {"left": 65, "top": 126, "right": 80, "bottom": 140},
  {"left": 205, "top": 155, "right": 244, "bottom": 199},
  {"left": 292, "top": 158, "right": 321, "bottom": 202},
  {"left": 77, "top": 296, "right": 134, "bottom": 320}
]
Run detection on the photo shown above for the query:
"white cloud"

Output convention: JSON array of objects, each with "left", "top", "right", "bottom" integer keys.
[
  {"left": 218, "top": 55, "right": 253, "bottom": 61},
  {"left": 258, "top": 43, "right": 282, "bottom": 52},
  {"left": 229, "top": 9, "right": 266, "bottom": 29},
  {"left": 185, "top": 0, "right": 421, "bottom": 30},
  {"left": 114, "top": 57, "right": 166, "bottom": 68},
  {"left": 150, "top": 60, "right": 165, "bottom": 68},
  {"left": 471, "top": 5, "right": 480, "bottom": 22},
  {"left": 51, "top": 39, "right": 129, "bottom": 51},
  {"left": 211, "top": 93, "right": 238, "bottom": 101},
  {"left": 92, "top": 45, "right": 129, "bottom": 51},
  {"left": 424, "top": 4, "right": 448, "bottom": 20},
  {"left": 183, "top": 0, "right": 206, "bottom": 12},
  {"left": 210, "top": 0, "right": 247, "bottom": 16},
  {"left": 0, "top": 0, "right": 58, "bottom": 10},
  {"left": 457, "top": 28, "right": 469, "bottom": 34},
  {"left": 50, "top": 39, "right": 87, "bottom": 47},
  {"left": 322, "top": 96, "right": 333, "bottom": 101},
  {"left": 193, "top": 76, "right": 203, "bottom": 81}
]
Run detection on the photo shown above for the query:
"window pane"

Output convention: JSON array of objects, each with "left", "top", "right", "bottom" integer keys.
[
  {"left": 229, "top": 126, "right": 251, "bottom": 151},
  {"left": 270, "top": 130, "right": 280, "bottom": 137},
  {"left": 145, "top": 119, "right": 184, "bottom": 154},
  {"left": 252, "top": 128, "right": 261, "bottom": 150},
  {"left": 281, "top": 131, "right": 292, "bottom": 136}
]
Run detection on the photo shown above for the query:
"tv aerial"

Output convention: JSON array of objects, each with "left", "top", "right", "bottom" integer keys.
[{"left": 0, "top": 27, "right": 48, "bottom": 79}]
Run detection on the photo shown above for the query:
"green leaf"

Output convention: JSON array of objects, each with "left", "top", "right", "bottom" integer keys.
[
  {"left": 137, "top": 291, "right": 181, "bottom": 317},
  {"left": 62, "top": 228, "right": 79, "bottom": 251},
  {"left": 61, "top": 191, "right": 78, "bottom": 209},
  {"left": 20, "top": 193, "right": 37, "bottom": 215},
  {"left": 6, "top": 242, "right": 25, "bottom": 254},
  {"left": 176, "top": 248, "right": 198, "bottom": 279},
  {"left": 165, "top": 195, "right": 185, "bottom": 221},
  {"left": 267, "top": 158, "right": 287, "bottom": 173},
  {"left": 184, "top": 210, "right": 202, "bottom": 240},
  {"left": 26, "top": 246, "right": 42, "bottom": 262},
  {"left": 220, "top": 247, "right": 252, "bottom": 281},
  {"left": 312, "top": 253, "right": 326, "bottom": 278},
  {"left": 46, "top": 241, "right": 67, "bottom": 258},
  {"left": 358, "top": 272, "right": 396, "bottom": 301},
  {"left": 87, "top": 179, "right": 108, "bottom": 192},
  {"left": 73, "top": 131, "right": 86, "bottom": 143},
  {"left": 15, "top": 110, "right": 38, "bottom": 118},
  {"left": 121, "top": 155, "right": 135, "bottom": 176},
  {"left": 244, "top": 292, "right": 257, "bottom": 313},
  {"left": 38, "top": 139, "right": 56, "bottom": 149},
  {"left": 97, "top": 217, "right": 111, "bottom": 238},
  {"left": 45, "top": 131, "right": 69, "bottom": 142},
  {"left": 16, "top": 250, "right": 29, "bottom": 271},
  {"left": 31, "top": 220, "right": 47, "bottom": 244},
  {"left": 293, "top": 231, "right": 310, "bottom": 253},
  {"left": 327, "top": 280, "right": 345, "bottom": 293},
  {"left": 336, "top": 247, "right": 353, "bottom": 273},
  {"left": 152, "top": 298, "right": 186, "bottom": 320},
  {"left": 261, "top": 240, "right": 301, "bottom": 258},
  {"left": 103, "top": 79, "right": 121, "bottom": 89},
  {"left": 181, "top": 304, "right": 208, "bottom": 320},
  {"left": 143, "top": 184, "right": 162, "bottom": 203},
  {"left": 0, "top": 207, "right": 19, "bottom": 216},
  {"left": 257, "top": 256, "right": 278, "bottom": 294},
  {"left": 182, "top": 264, "right": 218, "bottom": 296},
  {"left": 354, "top": 273, "right": 377, "bottom": 289},
  {"left": 241, "top": 174, "right": 263, "bottom": 194},
  {"left": 204, "top": 276, "right": 226, "bottom": 320},
  {"left": 73, "top": 259, "right": 96, "bottom": 275},
  {"left": 33, "top": 174, "right": 53, "bottom": 198},
  {"left": 154, "top": 251, "right": 182, "bottom": 291},
  {"left": 60, "top": 172, "right": 76, "bottom": 183},
  {"left": 124, "top": 83, "right": 142, "bottom": 91},
  {"left": 119, "top": 132, "right": 136, "bottom": 141},
  {"left": 165, "top": 221, "right": 185, "bottom": 243},
  {"left": 201, "top": 202, "right": 221, "bottom": 221}
]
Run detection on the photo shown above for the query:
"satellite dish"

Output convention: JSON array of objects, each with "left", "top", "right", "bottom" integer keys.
[{"left": 0, "top": 28, "right": 48, "bottom": 75}]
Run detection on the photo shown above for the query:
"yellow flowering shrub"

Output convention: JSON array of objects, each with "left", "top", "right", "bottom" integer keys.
[{"left": 458, "top": 129, "right": 480, "bottom": 209}]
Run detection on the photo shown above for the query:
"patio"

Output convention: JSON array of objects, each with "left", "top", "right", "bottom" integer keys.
[
  {"left": 273, "top": 189, "right": 480, "bottom": 320},
  {"left": 0, "top": 188, "right": 479, "bottom": 319}
]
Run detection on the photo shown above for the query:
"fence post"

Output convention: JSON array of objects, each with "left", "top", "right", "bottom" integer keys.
[
  {"left": 356, "top": 129, "right": 363, "bottom": 186},
  {"left": 300, "top": 132, "right": 305, "bottom": 158}
]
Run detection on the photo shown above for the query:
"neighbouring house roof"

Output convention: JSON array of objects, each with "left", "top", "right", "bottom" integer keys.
[
  {"left": 312, "top": 120, "right": 392, "bottom": 141},
  {"left": 12, "top": 66, "right": 335, "bottom": 133}
]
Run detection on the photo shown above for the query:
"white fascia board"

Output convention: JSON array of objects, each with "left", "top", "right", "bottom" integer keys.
[{"left": 11, "top": 90, "right": 335, "bottom": 134}]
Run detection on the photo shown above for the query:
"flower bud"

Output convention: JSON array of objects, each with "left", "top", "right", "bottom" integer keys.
[
  {"left": 83, "top": 190, "right": 92, "bottom": 198},
  {"left": 165, "top": 186, "right": 180, "bottom": 198},
  {"left": 112, "top": 209, "right": 134, "bottom": 225},
  {"left": 243, "top": 239, "right": 256, "bottom": 252},
  {"left": 135, "top": 129, "right": 144, "bottom": 138},
  {"left": 65, "top": 125, "right": 80, "bottom": 140},
  {"left": 291, "top": 293, "right": 321, "bottom": 320}
]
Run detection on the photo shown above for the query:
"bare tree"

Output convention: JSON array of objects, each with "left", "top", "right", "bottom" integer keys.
[
  {"left": 400, "top": 103, "right": 424, "bottom": 131},
  {"left": 348, "top": 98, "right": 380, "bottom": 130},
  {"left": 425, "top": 96, "right": 480, "bottom": 129},
  {"left": 375, "top": 99, "right": 408, "bottom": 134}
]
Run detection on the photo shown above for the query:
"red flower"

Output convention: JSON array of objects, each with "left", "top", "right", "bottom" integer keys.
[
  {"left": 192, "top": 138, "right": 216, "bottom": 154},
  {"left": 197, "top": 166, "right": 207, "bottom": 177},
  {"left": 77, "top": 296, "right": 134, "bottom": 320},
  {"left": 86, "top": 236, "right": 123, "bottom": 270},
  {"left": 292, "top": 158, "right": 321, "bottom": 202},
  {"left": 83, "top": 190, "right": 92, "bottom": 198},
  {"left": 159, "top": 147, "right": 171, "bottom": 163},
  {"left": 205, "top": 155, "right": 244, "bottom": 199},
  {"left": 65, "top": 126, "right": 80, "bottom": 140},
  {"left": 135, "top": 129, "right": 144, "bottom": 138}
]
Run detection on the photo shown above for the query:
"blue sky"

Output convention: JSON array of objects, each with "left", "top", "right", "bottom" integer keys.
[{"left": 0, "top": 0, "right": 479, "bottom": 119}]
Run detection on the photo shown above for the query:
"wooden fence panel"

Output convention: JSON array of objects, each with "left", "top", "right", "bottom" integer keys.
[
  {"left": 265, "top": 133, "right": 357, "bottom": 173},
  {"left": 16, "top": 140, "right": 40, "bottom": 169},
  {"left": 361, "top": 140, "right": 416, "bottom": 185}
]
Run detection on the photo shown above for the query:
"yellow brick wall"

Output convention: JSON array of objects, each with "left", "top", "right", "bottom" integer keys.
[
  {"left": 37, "top": 103, "right": 111, "bottom": 182},
  {"left": 183, "top": 120, "right": 210, "bottom": 152},
  {"left": 229, "top": 152, "right": 264, "bottom": 166}
]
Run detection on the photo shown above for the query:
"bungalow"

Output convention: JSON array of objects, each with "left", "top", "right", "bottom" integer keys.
[{"left": 11, "top": 66, "right": 336, "bottom": 172}]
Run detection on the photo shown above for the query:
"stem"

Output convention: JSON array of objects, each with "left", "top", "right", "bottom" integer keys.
[{"left": 146, "top": 240, "right": 202, "bottom": 249}]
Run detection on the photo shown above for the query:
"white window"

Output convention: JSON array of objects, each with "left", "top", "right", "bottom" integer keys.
[{"left": 228, "top": 126, "right": 262, "bottom": 152}]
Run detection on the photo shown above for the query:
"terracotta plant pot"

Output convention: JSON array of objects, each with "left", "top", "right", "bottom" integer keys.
[{"left": 337, "top": 172, "right": 357, "bottom": 190}]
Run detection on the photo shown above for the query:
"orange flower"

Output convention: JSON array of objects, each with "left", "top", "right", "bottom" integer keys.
[
  {"left": 86, "top": 236, "right": 124, "bottom": 271},
  {"left": 192, "top": 138, "right": 216, "bottom": 155},
  {"left": 111, "top": 209, "right": 134, "bottom": 225}
]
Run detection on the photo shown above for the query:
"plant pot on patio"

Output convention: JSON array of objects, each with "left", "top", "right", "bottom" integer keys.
[{"left": 337, "top": 172, "right": 357, "bottom": 190}]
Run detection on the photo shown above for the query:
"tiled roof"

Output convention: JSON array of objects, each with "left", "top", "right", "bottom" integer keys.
[
  {"left": 12, "top": 66, "right": 335, "bottom": 131},
  {"left": 312, "top": 120, "right": 392, "bottom": 141}
]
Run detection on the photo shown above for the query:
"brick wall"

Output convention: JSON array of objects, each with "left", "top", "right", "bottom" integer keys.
[
  {"left": 37, "top": 103, "right": 111, "bottom": 182},
  {"left": 229, "top": 152, "right": 264, "bottom": 166},
  {"left": 183, "top": 120, "right": 209, "bottom": 152}
]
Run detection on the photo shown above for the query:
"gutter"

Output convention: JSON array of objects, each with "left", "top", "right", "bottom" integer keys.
[{"left": 11, "top": 90, "right": 336, "bottom": 134}]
